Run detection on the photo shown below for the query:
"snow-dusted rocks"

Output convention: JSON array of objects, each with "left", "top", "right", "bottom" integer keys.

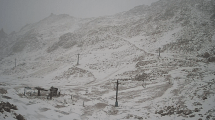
[{"left": 0, "top": 0, "right": 215, "bottom": 119}]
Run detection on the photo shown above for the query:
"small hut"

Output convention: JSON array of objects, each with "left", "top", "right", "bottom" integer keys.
[
  {"left": 50, "top": 86, "right": 58, "bottom": 96},
  {"left": 35, "top": 87, "right": 48, "bottom": 96}
]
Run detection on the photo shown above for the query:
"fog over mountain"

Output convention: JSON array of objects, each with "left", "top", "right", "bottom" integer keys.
[
  {"left": 0, "top": 0, "right": 215, "bottom": 120},
  {"left": 0, "top": 0, "right": 158, "bottom": 34}
]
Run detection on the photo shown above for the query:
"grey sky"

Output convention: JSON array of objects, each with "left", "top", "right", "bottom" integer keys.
[{"left": 0, "top": 0, "right": 158, "bottom": 34}]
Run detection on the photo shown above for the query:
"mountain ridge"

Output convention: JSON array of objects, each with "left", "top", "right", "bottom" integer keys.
[
  {"left": 0, "top": 0, "right": 215, "bottom": 72},
  {"left": 1, "top": 0, "right": 215, "bottom": 119}
]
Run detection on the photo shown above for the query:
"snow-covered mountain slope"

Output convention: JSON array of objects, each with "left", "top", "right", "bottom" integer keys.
[{"left": 0, "top": 0, "right": 215, "bottom": 120}]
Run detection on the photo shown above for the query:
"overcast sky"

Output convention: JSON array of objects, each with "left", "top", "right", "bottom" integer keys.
[{"left": 0, "top": 0, "right": 158, "bottom": 34}]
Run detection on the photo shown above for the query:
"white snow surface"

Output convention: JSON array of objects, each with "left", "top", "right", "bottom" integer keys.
[
  {"left": 1, "top": 33, "right": 215, "bottom": 119},
  {"left": 1, "top": 0, "right": 215, "bottom": 119}
]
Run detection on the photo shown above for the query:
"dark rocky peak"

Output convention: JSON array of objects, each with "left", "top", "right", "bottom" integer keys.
[
  {"left": 50, "top": 13, "right": 55, "bottom": 16},
  {"left": 0, "top": 28, "right": 7, "bottom": 38},
  {"left": 123, "top": 4, "right": 149, "bottom": 16},
  {"left": 9, "top": 31, "right": 16, "bottom": 36}
]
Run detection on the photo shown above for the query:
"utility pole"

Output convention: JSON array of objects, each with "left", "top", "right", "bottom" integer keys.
[
  {"left": 24, "top": 88, "right": 25, "bottom": 96},
  {"left": 159, "top": 47, "right": 161, "bottom": 57},
  {"left": 112, "top": 78, "right": 133, "bottom": 107},
  {"left": 115, "top": 80, "right": 119, "bottom": 107},
  {"left": 50, "top": 91, "right": 52, "bottom": 100},
  {"left": 15, "top": 58, "right": 16, "bottom": 68},
  {"left": 83, "top": 101, "right": 85, "bottom": 107},
  {"left": 77, "top": 54, "right": 80, "bottom": 65}
]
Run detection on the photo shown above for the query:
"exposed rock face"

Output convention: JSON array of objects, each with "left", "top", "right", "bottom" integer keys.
[
  {"left": 47, "top": 32, "right": 81, "bottom": 52},
  {"left": 0, "top": 102, "right": 25, "bottom": 120},
  {"left": 203, "top": 52, "right": 210, "bottom": 58},
  {"left": 208, "top": 57, "right": 215, "bottom": 62},
  {"left": 0, "top": 28, "right": 7, "bottom": 39}
]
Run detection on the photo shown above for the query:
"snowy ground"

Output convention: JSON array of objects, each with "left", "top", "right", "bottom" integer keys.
[
  {"left": 1, "top": 0, "right": 215, "bottom": 119},
  {"left": 0, "top": 34, "right": 215, "bottom": 120}
]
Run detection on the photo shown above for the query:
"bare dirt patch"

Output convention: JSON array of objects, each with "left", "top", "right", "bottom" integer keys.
[
  {"left": 2, "top": 95, "right": 12, "bottom": 99},
  {"left": 39, "top": 107, "right": 50, "bottom": 112},
  {"left": 55, "top": 105, "right": 66, "bottom": 108},
  {"left": 95, "top": 103, "right": 108, "bottom": 109},
  {"left": 55, "top": 110, "right": 69, "bottom": 115}
]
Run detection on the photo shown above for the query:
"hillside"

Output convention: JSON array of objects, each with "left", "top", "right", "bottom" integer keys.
[{"left": 0, "top": 0, "right": 215, "bottom": 119}]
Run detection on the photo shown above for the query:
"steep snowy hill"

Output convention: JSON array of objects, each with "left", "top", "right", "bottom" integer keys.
[
  {"left": 118, "top": 0, "right": 215, "bottom": 54},
  {"left": 0, "top": 0, "right": 215, "bottom": 120},
  {"left": 1, "top": 0, "right": 214, "bottom": 62}
]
